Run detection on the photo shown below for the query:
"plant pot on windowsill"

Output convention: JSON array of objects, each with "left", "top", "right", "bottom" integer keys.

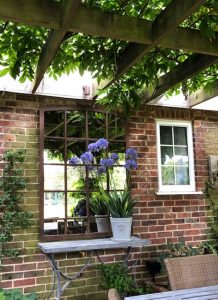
[
  {"left": 95, "top": 215, "right": 111, "bottom": 233},
  {"left": 100, "top": 187, "right": 137, "bottom": 241},
  {"left": 90, "top": 197, "right": 111, "bottom": 233}
]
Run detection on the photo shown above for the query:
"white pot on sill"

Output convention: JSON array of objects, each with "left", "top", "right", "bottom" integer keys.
[{"left": 110, "top": 217, "right": 132, "bottom": 241}]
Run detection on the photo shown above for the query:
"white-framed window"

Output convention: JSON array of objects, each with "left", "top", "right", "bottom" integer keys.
[{"left": 156, "top": 120, "right": 195, "bottom": 193}]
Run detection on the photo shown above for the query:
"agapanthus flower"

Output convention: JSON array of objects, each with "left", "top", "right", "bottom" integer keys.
[
  {"left": 97, "top": 165, "right": 107, "bottom": 175},
  {"left": 69, "top": 157, "right": 80, "bottom": 165},
  {"left": 80, "top": 151, "right": 93, "bottom": 165},
  {"left": 100, "top": 158, "right": 115, "bottom": 168},
  {"left": 110, "top": 153, "right": 119, "bottom": 161},
  {"left": 125, "top": 148, "right": 138, "bottom": 160},
  {"left": 96, "top": 138, "right": 109, "bottom": 150},
  {"left": 88, "top": 142, "right": 99, "bottom": 152},
  {"left": 124, "top": 159, "right": 138, "bottom": 170}
]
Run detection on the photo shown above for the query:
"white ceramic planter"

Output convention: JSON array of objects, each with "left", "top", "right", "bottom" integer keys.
[
  {"left": 110, "top": 217, "right": 132, "bottom": 241},
  {"left": 95, "top": 215, "right": 111, "bottom": 233}
]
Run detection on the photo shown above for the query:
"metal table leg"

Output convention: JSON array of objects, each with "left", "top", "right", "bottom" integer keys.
[{"left": 45, "top": 251, "right": 94, "bottom": 300}]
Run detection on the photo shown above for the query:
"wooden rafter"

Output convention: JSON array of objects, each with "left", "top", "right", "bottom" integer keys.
[
  {"left": 98, "top": 0, "right": 207, "bottom": 90},
  {"left": 189, "top": 80, "right": 218, "bottom": 108},
  {"left": 0, "top": 0, "right": 217, "bottom": 100},
  {"left": 143, "top": 54, "right": 218, "bottom": 103},
  {"left": 32, "top": 0, "right": 81, "bottom": 93},
  {"left": 0, "top": 0, "right": 217, "bottom": 57}
]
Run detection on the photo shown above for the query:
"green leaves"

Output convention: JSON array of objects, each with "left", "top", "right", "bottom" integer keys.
[
  {"left": 0, "top": 289, "right": 38, "bottom": 300},
  {"left": 0, "top": 2, "right": 217, "bottom": 110},
  {"left": 100, "top": 187, "right": 137, "bottom": 217},
  {"left": 90, "top": 196, "right": 108, "bottom": 215},
  {"left": 0, "top": 149, "right": 32, "bottom": 263},
  {"left": 99, "top": 263, "right": 135, "bottom": 294}
]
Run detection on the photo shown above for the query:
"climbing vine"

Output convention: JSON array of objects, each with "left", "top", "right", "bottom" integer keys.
[{"left": 0, "top": 149, "right": 32, "bottom": 264}]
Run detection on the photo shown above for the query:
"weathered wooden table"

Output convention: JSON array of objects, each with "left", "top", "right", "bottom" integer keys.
[
  {"left": 38, "top": 237, "right": 150, "bottom": 300},
  {"left": 124, "top": 285, "right": 218, "bottom": 300}
]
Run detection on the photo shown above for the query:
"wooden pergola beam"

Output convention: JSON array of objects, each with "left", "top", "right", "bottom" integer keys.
[
  {"left": 99, "top": 0, "right": 206, "bottom": 90},
  {"left": 32, "top": 0, "right": 81, "bottom": 93},
  {"left": 189, "top": 80, "right": 218, "bottom": 108},
  {"left": 0, "top": 0, "right": 217, "bottom": 57},
  {"left": 144, "top": 54, "right": 218, "bottom": 103}
]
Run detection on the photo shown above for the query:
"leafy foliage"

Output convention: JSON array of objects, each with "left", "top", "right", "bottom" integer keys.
[
  {"left": 0, "top": 1, "right": 217, "bottom": 111},
  {"left": 0, "top": 149, "right": 32, "bottom": 263},
  {"left": 90, "top": 196, "right": 108, "bottom": 215},
  {"left": 0, "top": 288, "right": 38, "bottom": 300},
  {"left": 99, "top": 263, "right": 136, "bottom": 295},
  {"left": 158, "top": 240, "right": 202, "bottom": 271},
  {"left": 100, "top": 187, "right": 137, "bottom": 217}
]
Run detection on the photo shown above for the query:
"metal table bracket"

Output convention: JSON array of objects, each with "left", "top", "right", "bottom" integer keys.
[{"left": 38, "top": 237, "right": 150, "bottom": 299}]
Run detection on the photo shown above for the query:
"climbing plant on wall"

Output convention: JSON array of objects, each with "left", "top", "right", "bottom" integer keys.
[{"left": 0, "top": 149, "right": 32, "bottom": 265}]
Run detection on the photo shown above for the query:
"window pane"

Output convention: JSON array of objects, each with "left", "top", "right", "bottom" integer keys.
[
  {"left": 70, "top": 193, "right": 87, "bottom": 217},
  {"left": 109, "top": 142, "right": 126, "bottom": 156},
  {"left": 161, "top": 146, "right": 173, "bottom": 165},
  {"left": 44, "top": 165, "right": 64, "bottom": 190},
  {"left": 67, "top": 165, "right": 86, "bottom": 190},
  {"left": 44, "top": 220, "right": 59, "bottom": 236},
  {"left": 175, "top": 166, "right": 190, "bottom": 185},
  {"left": 174, "top": 127, "right": 187, "bottom": 145},
  {"left": 161, "top": 166, "right": 175, "bottom": 185},
  {"left": 108, "top": 115, "right": 126, "bottom": 140},
  {"left": 110, "top": 167, "right": 126, "bottom": 190},
  {"left": 44, "top": 192, "right": 65, "bottom": 218},
  {"left": 45, "top": 111, "right": 64, "bottom": 137},
  {"left": 66, "top": 219, "right": 87, "bottom": 235},
  {"left": 160, "top": 126, "right": 172, "bottom": 145},
  {"left": 67, "top": 141, "right": 86, "bottom": 160},
  {"left": 88, "top": 112, "right": 106, "bottom": 138},
  {"left": 88, "top": 172, "right": 106, "bottom": 190},
  {"left": 67, "top": 111, "right": 86, "bottom": 138},
  {"left": 44, "top": 140, "right": 65, "bottom": 163},
  {"left": 174, "top": 147, "right": 189, "bottom": 166}
]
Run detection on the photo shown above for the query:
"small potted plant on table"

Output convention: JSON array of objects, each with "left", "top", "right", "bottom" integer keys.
[
  {"left": 90, "top": 196, "right": 111, "bottom": 233},
  {"left": 100, "top": 184, "right": 137, "bottom": 241}
]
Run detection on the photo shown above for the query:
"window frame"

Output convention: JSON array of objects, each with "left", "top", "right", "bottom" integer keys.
[
  {"left": 40, "top": 106, "right": 127, "bottom": 241},
  {"left": 156, "top": 119, "right": 196, "bottom": 193}
]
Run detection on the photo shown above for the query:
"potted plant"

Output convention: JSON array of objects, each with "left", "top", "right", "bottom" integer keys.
[
  {"left": 100, "top": 186, "right": 137, "bottom": 240},
  {"left": 90, "top": 196, "right": 111, "bottom": 233}
]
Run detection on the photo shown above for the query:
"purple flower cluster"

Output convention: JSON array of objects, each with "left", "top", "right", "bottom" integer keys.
[
  {"left": 69, "top": 157, "right": 80, "bottom": 166},
  {"left": 69, "top": 138, "right": 138, "bottom": 174},
  {"left": 124, "top": 159, "right": 138, "bottom": 170},
  {"left": 80, "top": 151, "right": 93, "bottom": 164},
  {"left": 126, "top": 148, "right": 138, "bottom": 160},
  {"left": 88, "top": 138, "right": 109, "bottom": 152},
  {"left": 100, "top": 158, "right": 115, "bottom": 168}
]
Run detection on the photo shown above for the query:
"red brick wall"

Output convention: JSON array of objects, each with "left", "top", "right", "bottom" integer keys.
[
  {"left": 0, "top": 93, "right": 217, "bottom": 299},
  {"left": 130, "top": 106, "right": 217, "bottom": 247}
]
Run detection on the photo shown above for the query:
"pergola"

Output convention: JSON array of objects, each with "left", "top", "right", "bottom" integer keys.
[{"left": 0, "top": 0, "right": 217, "bottom": 108}]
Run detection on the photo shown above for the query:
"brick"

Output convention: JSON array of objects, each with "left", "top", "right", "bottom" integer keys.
[
  {"left": 15, "top": 263, "right": 37, "bottom": 272},
  {"left": 14, "top": 278, "right": 36, "bottom": 287},
  {"left": 0, "top": 281, "right": 13, "bottom": 288}
]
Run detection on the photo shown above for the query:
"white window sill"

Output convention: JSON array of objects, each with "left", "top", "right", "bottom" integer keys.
[{"left": 155, "top": 191, "right": 203, "bottom": 195}]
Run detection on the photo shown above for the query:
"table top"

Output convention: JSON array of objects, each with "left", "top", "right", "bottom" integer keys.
[
  {"left": 38, "top": 236, "right": 150, "bottom": 254},
  {"left": 124, "top": 285, "right": 218, "bottom": 300}
]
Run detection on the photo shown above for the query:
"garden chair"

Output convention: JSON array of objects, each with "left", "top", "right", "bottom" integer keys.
[
  {"left": 108, "top": 288, "right": 121, "bottom": 300},
  {"left": 164, "top": 254, "right": 218, "bottom": 290}
]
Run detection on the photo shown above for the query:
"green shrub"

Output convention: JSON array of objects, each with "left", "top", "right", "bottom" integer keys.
[
  {"left": 0, "top": 288, "right": 38, "bottom": 300},
  {"left": 99, "top": 262, "right": 147, "bottom": 297},
  {"left": 0, "top": 149, "right": 32, "bottom": 264}
]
